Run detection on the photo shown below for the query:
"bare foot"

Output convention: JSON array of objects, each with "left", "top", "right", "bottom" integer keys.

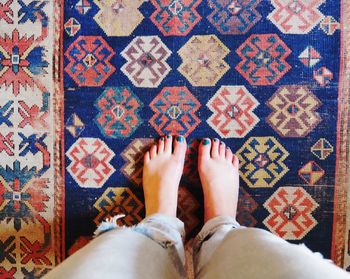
[
  {"left": 198, "top": 138, "right": 239, "bottom": 222},
  {"left": 143, "top": 135, "right": 187, "bottom": 217}
]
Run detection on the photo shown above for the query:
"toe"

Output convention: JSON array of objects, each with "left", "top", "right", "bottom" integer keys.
[
  {"left": 150, "top": 144, "right": 157, "bottom": 159},
  {"left": 164, "top": 134, "right": 172, "bottom": 154},
  {"left": 219, "top": 141, "right": 226, "bottom": 158},
  {"left": 158, "top": 137, "right": 165, "bottom": 153},
  {"left": 225, "top": 147, "right": 233, "bottom": 162},
  {"left": 144, "top": 151, "right": 150, "bottom": 164},
  {"left": 211, "top": 138, "right": 220, "bottom": 158},
  {"left": 232, "top": 154, "right": 239, "bottom": 168},
  {"left": 173, "top": 135, "right": 187, "bottom": 160},
  {"left": 198, "top": 138, "right": 211, "bottom": 162}
]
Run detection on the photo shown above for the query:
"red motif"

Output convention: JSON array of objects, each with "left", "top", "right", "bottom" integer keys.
[
  {"left": 0, "top": 30, "right": 48, "bottom": 96},
  {"left": 150, "top": 0, "right": 202, "bottom": 36},
  {"left": 65, "top": 36, "right": 116, "bottom": 86},
  {"left": 263, "top": 187, "right": 319, "bottom": 240},
  {"left": 66, "top": 138, "right": 115, "bottom": 188},
  {"left": 236, "top": 34, "right": 291, "bottom": 86},
  {"left": 149, "top": 87, "right": 201, "bottom": 136}
]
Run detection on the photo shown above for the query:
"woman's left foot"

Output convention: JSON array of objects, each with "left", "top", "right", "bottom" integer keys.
[{"left": 143, "top": 135, "right": 187, "bottom": 217}]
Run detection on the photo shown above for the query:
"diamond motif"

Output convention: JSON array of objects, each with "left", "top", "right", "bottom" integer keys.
[
  {"left": 150, "top": 87, "right": 201, "bottom": 136},
  {"left": 93, "top": 0, "right": 144, "bottom": 36},
  {"left": 94, "top": 87, "right": 143, "bottom": 138},
  {"left": 313, "top": 67, "right": 333, "bottom": 86},
  {"left": 75, "top": 0, "right": 91, "bottom": 14},
  {"left": 237, "top": 137, "right": 289, "bottom": 188},
  {"left": 65, "top": 113, "right": 85, "bottom": 138},
  {"left": 65, "top": 36, "right": 116, "bottom": 86},
  {"left": 266, "top": 86, "right": 322, "bottom": 137},
  {"left": 178, "top": 35, "right": 230, "bottom": 86},
  {"left": 311, "top": 138, "right": 333, "bottom": 160},
  {"left": 267, "top": 0, "right": 325, "bottom": 34},
  {"left": 236, "top": 34, "right": 291, "bottom": 86},
  {"left": 66, "top": 138, "right": 115, "bottom": 188},
  {"left": 263, "top": 187, "right": 319, "bottom": 240},
  {"left": 207, "top": 86, "right": 259, "bottom": 138},
  {"left": 121, "top": 36, "right": 171, "bottom": 88},
  {"left": 298, "top": 46, "right": 321, "bottom": 67},
  {"left": 150, "top": 0, "right": 202, "bottom": 36},
  {"left": 320, "top": 16, "right": 340, "bottom": 35},
  {"left": 208, "top": 0, "right": 262, "bottom": 34},
  {"left": 64, "top": 18, "right": 81, "bottom": 37},
  {"left": 121, "top": 138, "right": 155, "bottom": 185},
  {"left": 298, "top": 161, "right": 325, "bottom": 185},
  {"left": 94, "top": 187, "right": 143, "bottom": 226}
]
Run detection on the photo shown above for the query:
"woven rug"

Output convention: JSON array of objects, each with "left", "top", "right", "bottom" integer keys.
[{"left": 1, "top": 0, "right": 350, "bottom": 278}]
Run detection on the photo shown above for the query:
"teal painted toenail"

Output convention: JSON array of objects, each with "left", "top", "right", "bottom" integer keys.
[
  {"left": 166, "top": 135, "right": 171, "bottom": 139},
  {"left": 202, "top": 139, "right": 210, "bottom": 145},
  {"left": 176, "top": 136, "right": 184, "bottom": 142},
  {"left": 160, "top": 137, "right": 165, "bottom": 141}
]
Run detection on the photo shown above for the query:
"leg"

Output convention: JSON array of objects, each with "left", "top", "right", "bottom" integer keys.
[
  {"left": 194, "top": 138, "right": 349, "bottom": 279},
  {"left": 45, "top": 136, "right": 187, "bottom": 279}
]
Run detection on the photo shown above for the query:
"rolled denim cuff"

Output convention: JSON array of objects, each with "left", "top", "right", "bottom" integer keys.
[{"left": 195, "top": 215, "right": 240, "bottom": 244}]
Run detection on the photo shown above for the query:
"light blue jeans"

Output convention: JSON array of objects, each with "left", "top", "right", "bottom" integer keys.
[{"left": 45, "top": 214, "right": 350, "bottom": 279}]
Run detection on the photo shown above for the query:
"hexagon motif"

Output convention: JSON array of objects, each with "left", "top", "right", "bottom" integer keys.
[
  {"left": 121, "top": 36, "right": 171, "bottom": 88},
  {"left": 66, "top": 138, "right": 115, "bottom": 188},
  {"left": 150, "top": 0, "right": 202, "bottom": 36},
  {"left": 94, "top": 87, "right": 143, "bottom": 138},
  {"left": 236, "top": 34, "right": 291, "bottom": 86},
  {"left": 121, "top": 138, "right": 155, "bottom": 185},
  {"left": 237, "top": 137, "right": 289, "bottom": 188},
  {"left": 263, "top": 186, "right": 319, "bottom": 240},
  {"left": 183, "top": 139, "right": 201, "bottom": 185},
  {"left": 178, "top": 35, "right": 230, "bottom": 86},
  {"left": 65, "top": 36, "right": 116, "bottom": 86},
  {"left": 266, "top": 86, "right": 322, "bottom": 137},
  {"left": 207, "top": 86, "right": 259, "bottom": 138},
  {"left": 237, "top": 188, "right": 258, "bottom": 227},
  {"left": 94, "top": 187, "right": 144, "bottom": 226},
  {"left": 207, "top": 0, "right": 262, "bottom": 34},
  {"left": 93, "top": 0, "right": 144, "bottom": 36},
  {"left": 177, "top": 187, "right": 200, "bottom": 236},
  {"left": 267, "top": 0, "right": 325, "bottom": 34},
  {"left": 149, "top": 87, "right": 201, "bottom": 136}
]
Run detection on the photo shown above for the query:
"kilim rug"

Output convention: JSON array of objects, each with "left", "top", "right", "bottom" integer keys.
[{"left": 1, "top": 0, "right": 350, "bottom": 278}]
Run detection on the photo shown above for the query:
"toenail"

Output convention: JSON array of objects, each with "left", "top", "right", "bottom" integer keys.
[
  {"left": 176, "top": 136, "right": 184, "bottom": 142},
  {"left": 160, "top": 137, "right": 165, "bottom": 141},
  {"left": 166, "top": 135, "right": 171, "bottom": 139},
  {"left": 202, "top": 138, "right": 210, "bottom": 145},
  {"left": 213, "top": 138, "right": 219, "bottom": 142}
]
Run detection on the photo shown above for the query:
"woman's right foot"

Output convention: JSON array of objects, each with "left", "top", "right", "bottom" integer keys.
[{"left": 198, "top": 138, "right": 239, "bottom": 222}]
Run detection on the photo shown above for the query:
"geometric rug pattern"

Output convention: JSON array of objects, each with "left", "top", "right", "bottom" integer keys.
[{"left": 1, "top": 0, "right": 350, "bottom": 277}]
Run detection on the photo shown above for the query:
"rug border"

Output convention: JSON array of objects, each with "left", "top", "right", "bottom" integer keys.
[
  {"left": 332, "top": 0, "right": 350, "bottom": 267},
  {"left": 53, "top": 0, "right": 65, "bottom": 263}
]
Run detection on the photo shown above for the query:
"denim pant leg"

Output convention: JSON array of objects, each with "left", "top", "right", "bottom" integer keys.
[
  {"left": 193, "top": 216, "right": 350, "bottom": 279},
  {"left": 44, "top": 214, "right": 187, "bottom": 279}
]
